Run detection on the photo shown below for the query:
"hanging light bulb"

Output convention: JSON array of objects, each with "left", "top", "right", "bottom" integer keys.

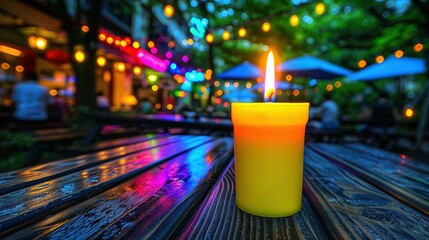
[
  {"left": 262, "top": 22, "right": 270, "bottom": 32},
  {"left": 238, "top": 28, "right": 246, "bottom": 38},
  {"left": 206, "top": 33, "right": 214, "bottom": 43},
  {"left": 222, "top": 31, "right": 230, "bottom": 40},
  {"left": 164, "top": 5, "right": 174, "bottom": 18},
  {"left": 97, "top": 56, "right": 106, "bottom": 67}
]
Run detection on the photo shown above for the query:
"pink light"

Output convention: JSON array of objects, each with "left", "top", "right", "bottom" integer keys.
[
  {"left": 136, "top": 49, "right": 168, "bottom": 72},
  {"left": 166, "top": 51, "right": 173, "bottom": 59},
  {"left": 150, "top": 47, "right": 158, "bottom": 54},
  {"left": 182, "top": 55, "right": 189, "bottom": 63}
]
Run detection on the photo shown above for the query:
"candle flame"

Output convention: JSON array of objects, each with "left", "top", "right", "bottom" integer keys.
[{"left": 264, "top": 50, "right": 275, "bottom": 102}]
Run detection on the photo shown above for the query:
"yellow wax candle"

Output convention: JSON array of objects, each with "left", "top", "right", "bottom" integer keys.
[
  {"left": 231, "top": 50, "right": 309, "bottom": 217},
  {"left": 232, "top": 102, "right": 309, "bottom": 217}
]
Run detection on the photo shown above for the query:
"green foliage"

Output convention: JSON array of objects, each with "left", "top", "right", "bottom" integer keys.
[
  {"left": 0, "top": 130, "right": 34, "bottom": 172},
  {"left": 0, "top": 130, "right": 34, "bottom": 149},
  {"left": 64, "top": 106, "right": 94, "bottom": 129}
]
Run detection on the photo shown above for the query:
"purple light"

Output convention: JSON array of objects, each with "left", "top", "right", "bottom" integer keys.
[
  {"left": 150, "top": 47, "right": 158, "bottom": 54},
  {"left": 166, "top": 52, "right": 173, "bottom": 59},
  {"left": 182, "top": 55, "right": 189, "bottom": 63},
  {"left": 136, "top": 49, "right": 168, "bottom": 72}
]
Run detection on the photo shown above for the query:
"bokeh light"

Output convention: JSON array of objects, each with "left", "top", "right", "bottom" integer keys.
[{"left": 290, "top": 15, "right": 299, "bottom": 27}]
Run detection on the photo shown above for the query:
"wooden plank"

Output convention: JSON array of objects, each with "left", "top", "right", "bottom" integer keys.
[
  {"left": 303, "top": 148, "right": 429, "bottom": 239},
  {"left": 180, "top": 161, "right": 328, "bottom": 240},
  {"left": 0, "top": 134, "right": 197, "bottom": 195},
  {"left": 3, "top": 138, "right": 234, "bottom": 239},
  {"left": 307, "top": 143, "right": 429, "bottom": 215}
]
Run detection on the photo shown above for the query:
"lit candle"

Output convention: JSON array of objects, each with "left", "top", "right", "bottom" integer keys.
[{"left": 231, "top": 50, "right": 309, "bottom": 217}]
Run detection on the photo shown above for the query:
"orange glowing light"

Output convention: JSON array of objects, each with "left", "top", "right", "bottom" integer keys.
[
  {"left": 285, "top": 74, "right": 293, "bottom": 81},
  {"left": 358, "top": 60, "right": 367, "bottom": 68},
  {"left": 315, "top": 3, "right": 325, "bottom": 15},
  {"left": 214, "top": 81, "right": 220, "bottom": 87},
  {"left": 106, "top": 37, "right": 114, "bottom": 44},
  {"left": 290, "top": 15, "right": 299, "bottom": 27},
  {"left": 375, "top": 55, "right": 384, "bottom": 63},
  {"left": 293, "top": 90, "right": 300, "bottom": 96},
  {"left": 262, "top": 22, "right": 271, "bottom": 32},
  {"left": 147, "top": 41, "right": 155, "bottom": 49},
  {"left": 222, "top": 31, "right": 230, "bottom": 40},
  {"left": 234, "top": 82, "right": 239, "bottom": 87},
  {"left": 326, "top": 84, "right": 333, "bottom": 91},
  {"left": 81, "top": 25, "right": 89, "bottom": 32},
  {"left": 264, "top": 50, "right": 275, "bottom": 102},
  {"left": 206, "top": 33, "right": 214, "bottom": 43},
  {"left": 246, "top": 82, "right": 252, "bottom": 88},
  {"left": 405, "top": 108, "right": 414, "bottom": 118},
  {"left": 99, "top": 33, "right": 106, "bottom": 41},
  {"left": 164, "top": 5, "right": 174, "bottom": 17},
  {"left": 395, "top": 50, "right": 404, "bottom": 58},
  {"left": 414, "top": 43, "right": 423, "bottom": 52},
  {"left": 238, "top": 28, "right": 246, "bottom": 38}
]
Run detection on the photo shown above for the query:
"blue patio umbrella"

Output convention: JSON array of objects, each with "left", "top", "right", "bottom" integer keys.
[
  {"left": 347, "top": 56, "right": 427, "bottom": 81},
  {"left": 277, "top": 55, "right": 353, "bottom": 79},
  {"left": 216, "top": 61, "right": 262, "bottom": 81}
]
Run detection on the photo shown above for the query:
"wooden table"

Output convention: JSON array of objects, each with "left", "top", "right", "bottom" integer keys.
[
  {"left": 84, "top": 112, "right": 233, "bottom": 143},
  {"left": 0, "top": 133, "right": 428, "bottom": 239}
]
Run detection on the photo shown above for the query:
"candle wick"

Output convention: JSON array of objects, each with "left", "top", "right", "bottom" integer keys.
[{"left": 265, "top": 90, "right": 275, "bottom": 102}]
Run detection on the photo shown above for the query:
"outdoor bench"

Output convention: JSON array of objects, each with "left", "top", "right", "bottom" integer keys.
[{"left": 0, "top": 134, "right": 428, "bottom": 239}]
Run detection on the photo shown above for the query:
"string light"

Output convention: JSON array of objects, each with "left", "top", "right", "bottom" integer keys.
[
  {"left": 222, "top": 31, "right": 230, "bottom": 40},
  {"left": 375, "top": 55, "right": 384, "bottom": 63},
  {"left": 262, "top": 22, "right": 270, "bottom": 32},
  {"left": 164, "top": 5, "right": 174, "bottom": 17},
  {"left": 238, "top": 28, "right": 246, "bottom": 38},
  {"left": 206, "top": 33, "right": 214, "bottom": 43},
  {"left": 414, "top": 43, "right": 423, "bottom": 52},
  {"left": 358, "top": 60, "right": 366, "bottom": 68},
  {"left": 315, "top": 3, "right": 325, "bottom": 15},
  {"left": 97, "top": 56, "right": 106, "bottom": 67},
  {"left": 290, "top": 15, "right": 299, "bottom": 27},
  {"left": 394, "top": 50, "right": 404, "bottom": 58}
]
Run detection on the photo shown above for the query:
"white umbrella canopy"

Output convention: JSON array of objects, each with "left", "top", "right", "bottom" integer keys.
[{"left": 347, "top": 56, "right": 427, "bottom": 81}]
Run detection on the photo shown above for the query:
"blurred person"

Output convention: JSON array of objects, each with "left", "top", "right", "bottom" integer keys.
[
  {"left": 139, "top": 97, "right": 153, "bottom": 114},
  {"left": 308, "top": 93, "right": 340, "bottom": 129},
  {"left": 48, "top": 89, "right": 69, "bottom": 120},
  {"left": 11, "top": 72, "right": 49, "bottom": 122},
  {"left": 96, "top": 91, "right": 110, "bottom": 111},
  {"left": 364, "top": 91, "right": 401, "bottom": 147}
]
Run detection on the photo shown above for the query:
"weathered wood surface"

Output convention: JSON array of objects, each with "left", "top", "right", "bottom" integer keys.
[
  {"left": 0, "top": 134, "right": 182, "bottom": 195},
  {"left": 181, "top": 161, "right": 328, "bottom": 240},
  {"left": 1, "top": 136, "right": 233, "bottom": 239},
  {"left": 304, "top": 148, "right": 429, "bottom": 239},
  {"left": 1, "top": 134, "right": 428, "bottom": 239},
  {"left": 307, "top": 142, "right": 429, "bottom": 215}
]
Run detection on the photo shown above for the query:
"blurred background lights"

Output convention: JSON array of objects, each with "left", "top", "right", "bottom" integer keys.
[
  {"left": 414, "top": 43, "right": 423, "bottom": 52},
  {"left": 164, "top": 5, "right": 174, "bottom": 17},
  {"left": 290, "top": 15, "right": 299, "bottom": 26},
  {"left": 238, "top": 28, "right": 246, "bottom": 38},
  {"left": 315, "top": 3, "right": 325, "bottom": 15},
  {"left": 147, "top": 41, "right": 155, "bottom": 48},
  {"left": 404, "top": 107, "right": 414, "bottom": 118},
  {"left": 394, "top": 50, "right": 404, "bottom": 58},
  {"left": 222, "top": 30, "right": 230, "bottom": 40},
  {"left": 262, "top": 22, "right": 270, "bottom": 32},
  {"left": 148, "top": 74, "right": 158, "bottom": 82},
  {"left": 97, "top": 56, "right": 106, "bottom": 67},
  {"left": 74, "top": 50, "right": 85, "bottom": 62},
  {"left": 358, "top": 60, "right": 367, "bottom": 68},
  {"left": 376, "top": 55, "right": 384, "bottom": 63},
  {"left": 206, "top": 33, "right": 214, "bottom": 43}
]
